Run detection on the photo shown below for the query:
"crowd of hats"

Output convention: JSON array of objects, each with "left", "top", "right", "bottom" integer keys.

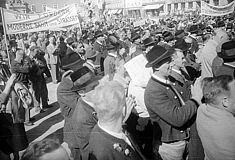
[{"left": 4, "top": 13, "right": 235, "bottom": 74}]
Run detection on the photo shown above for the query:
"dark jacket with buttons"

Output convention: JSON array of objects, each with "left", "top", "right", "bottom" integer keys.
[
  {"left": 88, "top": 125, "right": 142, "bottom": 160},
  {"left": 144, "top": 71, "right": 198, "bottom": 145}
]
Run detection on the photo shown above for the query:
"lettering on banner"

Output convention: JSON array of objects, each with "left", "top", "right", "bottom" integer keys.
[
  {"left": 57, "top": 15, "right": 79, "bottom": 24},
  {"left": 3, "top": 4, "right": 80, "bottom": 34},
  {"left": 14, "top": 14, "right": 30, "bottom": 20},
  {"left": 201, "top": 1, "right": 235, "bottom": 16},
  {"left": 7, "top": 21, "right": 49, "bottom": 31}
]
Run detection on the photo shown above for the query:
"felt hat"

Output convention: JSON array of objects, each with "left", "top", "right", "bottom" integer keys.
[
  {"left": 218, "top": 40, "right": 235, "bottom": 59},
  {"left": 226, "top": 23, "right": 233, "bottom": 30},
  {"left": 162, "top": 31, "right": 174, "bottom": 42},
  {"left": 175, "top": 30, "right": 185, "bottom": 39},
  {"left": 142, "top": 37, "right": 156, "bottom": 47},
  {"left": 106, "top": 44, "right": 116, "bottom": 51},
  {"left": 70, "top": 66, "right": 92, "bottom": 82},
  {"left": 145, "top": 45, "right": 174, "bottom": 68},
  {"left": 84, "top": 46, "right": 99, "bottom": 59},
  {"left": 66, "top": 37, "right": 74, "bottom": 45},
  {"left": 9, "top": 40, "right": 17, "bottom": 47},
  {"left": 188, "top": 25, "right": 199, "bottom": 34},
  {"left": 94, "top": 30, "right": 103, "bottom": 38},
  {"left": 217, "top": 21, "right": 225, "bottom": 28},
  {"left": 131, "top": 32, "right": 141, "bottom": 42},
  {"left": 174, "top": 39, "right": 190, "bottom": 52}
]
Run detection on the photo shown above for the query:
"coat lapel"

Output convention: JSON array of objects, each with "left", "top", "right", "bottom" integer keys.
[{"left": 124, "top": 130, "right": 147, "bottom": 160}]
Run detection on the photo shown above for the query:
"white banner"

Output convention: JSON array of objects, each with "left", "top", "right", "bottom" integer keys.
[
  {"left": 201, "top": 1, "right": 235, "bottom": 16},
  {"left": 2, "top": 4, "right": 81, "bottom": 34}
]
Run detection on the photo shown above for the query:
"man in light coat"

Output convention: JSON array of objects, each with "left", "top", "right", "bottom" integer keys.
[{"left": 47, "top": 36, "right": 59, "bottom": 83}]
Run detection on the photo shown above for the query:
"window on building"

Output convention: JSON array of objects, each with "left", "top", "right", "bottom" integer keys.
[
  {"left": 181, "top": 2, "right": 185, "bottom": 10},
  {"left": 196, "top": 1, "right": 201, "bottom": 9},
  {"left": 53, "top": 4, "right": 58, "bottom": 9},
  {"left": 214, "top": 0, "right": 219, "bottom": 5},
  {"left": 174, "top": 3, "right": 178, "bottom": 11},
  {"left": 31, "top": 4, "right": 36, "bottom": 12},
  {"left": 42, "top": 4, "right": 46, "bottom": 12},
  {"left": 168, "top": 4, "right": 171, "bottom": 12},
  {"left": 188, "top": 2, "right": 193, "bottom": 9}
]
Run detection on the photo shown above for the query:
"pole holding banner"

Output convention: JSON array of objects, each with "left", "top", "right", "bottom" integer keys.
[{"left": 0, "top": 7, "right": 11, "bottom": 67}]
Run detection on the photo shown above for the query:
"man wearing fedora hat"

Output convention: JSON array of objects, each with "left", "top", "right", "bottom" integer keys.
[
  {"left": 57, "top": 66, "right": 102, "bottom": 160},
  {"left": 142, "top": 37, "right": 156, "bottom": 54},
  {"left": 83, "top": 46, "right": 99, "bottom": 74},
  {"left": 128, "top": 32, "right": 144, "bottom": 59},
  {"left": 198, "top": 28, "right": 229, "bottom": 79},
  {"left": 158, "top": 31, "right": 174, "bottom": 50},
  {"left": 103, "top": 44, "right": 118, "bottom": 76},
  {"left": 186, "top": 25, "right": 200, "bottom": 54},
  {"left": 212, "top": 40, "right": 235, "bottom": 78},
  {"left": 93, "top": 31, "right": 107, "bottom": 73},
  {"left": 144, "top": 45, "right": 203, "bottom": 160},
  {"left": 61, "top": 37, "right": 85, "bottom": 72}
]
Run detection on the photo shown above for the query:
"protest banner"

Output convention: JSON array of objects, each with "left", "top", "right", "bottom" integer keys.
[
  {"left": 201, "top": 1, "right": 235, "bottom": 16},
  {"left": 2, "top": 4, "right": 81, "bottom": 34},
  {"left": 133, "top": 19, "right": 146, "bottom": 27}
]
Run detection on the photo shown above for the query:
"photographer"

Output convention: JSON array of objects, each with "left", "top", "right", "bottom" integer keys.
[{"left": 29, "top": 47, "right": 51, "bottom": 112}]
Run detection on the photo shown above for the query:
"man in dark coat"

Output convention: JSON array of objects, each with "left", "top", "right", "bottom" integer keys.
[
  {"left": 57, "top": 66, "right": 101, "bottom": 160},
  {"left": 88, "top": 80, "right": 144, "bottom": 160},
  {"left": 212, "top": 40, "right": 235, "bottom": 78},
  {"left": 61, "top": 37, "right": 85, "bottom": 71},
  {"left": 11, "top": 49, "right": 33, "bottom": 126},
  {"left": 144, "top": 45, "right": 203, "bottom": 159}
]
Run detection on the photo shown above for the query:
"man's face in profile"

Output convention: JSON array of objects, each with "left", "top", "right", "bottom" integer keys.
[{"left": 39, "top": 147, "right": 70, "bottom": 160}]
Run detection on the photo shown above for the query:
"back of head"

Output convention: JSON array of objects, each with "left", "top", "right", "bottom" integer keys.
[
  {"left": 202, "top": 75, "right": 233, "bottom": 105},
  {"left": 93, "top": 80, "right": 125, "bottom": 123}
]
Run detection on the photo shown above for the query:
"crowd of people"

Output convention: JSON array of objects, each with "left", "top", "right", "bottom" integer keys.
[{"left": 0, "top": 12, "right": 235, "bottom": 160}]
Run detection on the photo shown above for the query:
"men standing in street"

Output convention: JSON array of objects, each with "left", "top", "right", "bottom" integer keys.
[
  {"left": 197, "top": 75, "right": 235, "bottom": 160},
  {"left": 144, "top": 45, "right": 203, "bottom": 160},
  {"left": 47, "top": 36, "right": 59, "bottom": 84},
  {"left": 11, "top": 48, "right": 33, "bottom": 126},
  {"left": 88, "top": 80, "right": 143, "bottom": 160}
]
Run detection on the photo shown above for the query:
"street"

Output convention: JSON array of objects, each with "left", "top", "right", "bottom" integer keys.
[{"left": 25, "top": 82, "right": 64, "bottom": 144}]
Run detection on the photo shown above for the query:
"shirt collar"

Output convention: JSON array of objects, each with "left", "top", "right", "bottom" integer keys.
[
  {"left": 67, "top": 44, "right": 74, "bottom": 50},
  {"left": 151, "top": 73, "right": 170, "bottom": 85},
  {"left": 98, "top": 122, "right": 134, "bottom": 149},
  {"left": 98, "top": 121, "right": 123, "bottom": 139},
  {"left": 189, "top": 34, "right": 197, "bottom": 39},
  {"left": 108, "top": 52, "right": 117, "bottom": 58},
  {"left": 171, "top": 68, "right": 182, "bottom": 75},
  {"left": 86, "top": 61, "right": 95, "bottom": 68}
]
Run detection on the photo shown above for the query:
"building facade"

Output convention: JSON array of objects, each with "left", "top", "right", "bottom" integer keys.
[
  {"left": 165, "top": 0, "right": 202, "bottom": 15},
  {"left": 14, "top": 0, "right": 83, "bottom": 13}
]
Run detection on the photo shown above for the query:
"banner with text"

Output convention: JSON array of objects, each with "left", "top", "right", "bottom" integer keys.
[
  {"left": 201, "top": 1, "right": 235, "bottom": 16},
  {"left": 2, "top": 4, "right": 81, "bottom": 34}
]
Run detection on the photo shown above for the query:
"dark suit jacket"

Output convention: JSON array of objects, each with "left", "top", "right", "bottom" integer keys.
[
  {"left": 144, "top": 72, "right": 198, "bottom": 144},
  {"left": 212, "top": 56, "right": 235, "bottom": 78},
  {"left": 88, "top": 125, "right": 143, "bottom": 160},
  {"left": 71, "top": 98, "right": 98, "bottom": 159}
]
